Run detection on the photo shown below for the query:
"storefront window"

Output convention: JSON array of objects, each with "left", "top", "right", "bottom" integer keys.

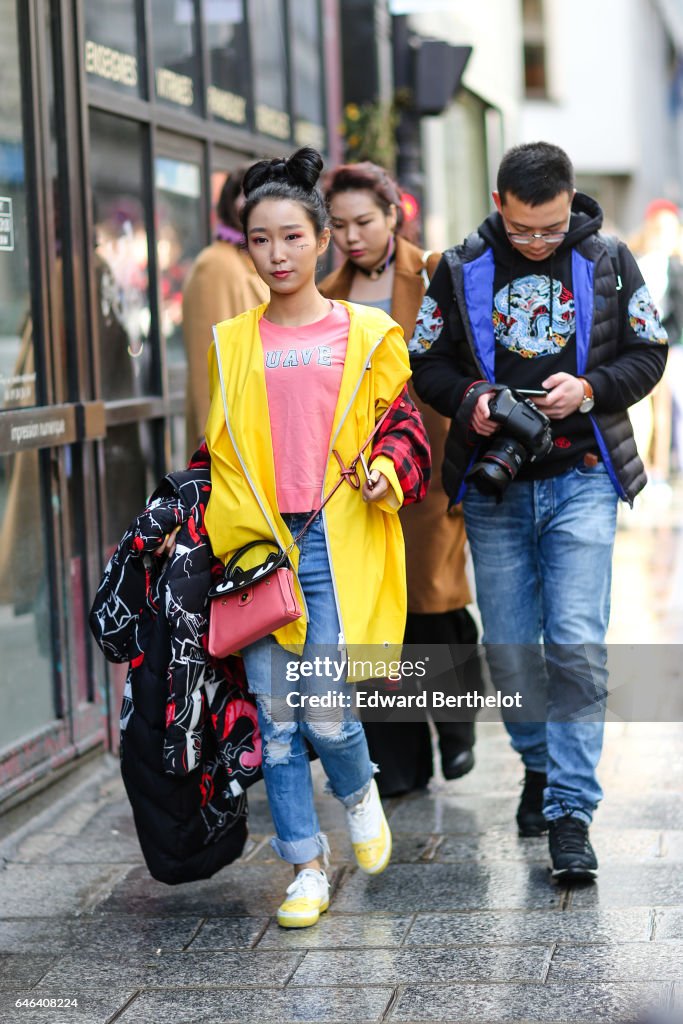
[
  {"left": 0, "top": 6, "right": 36, "bottom": 410},
  {"left": 0, "top": 4, "right": 54, "bottom": 745},
  {"left": 205, "top": 0, "right": 250, "bottom": 128},
  {"left": 155, "top": 155, "right": 203, "bottom": 370},
  {"left": 156, "top": 153, "right": 204, "bottom": 473},
  {"left": 103, "top": 423, "right": 158, "bottom": 549},
  {"left": 249, "top": 0, "right": 291, "bottom": 141},
  {"left": 0, "top": 448, "right": 55, "bottom": 747},
  {"left": 154, "top": 153, "right": 203, "bottom": 467},
  {"left": 151, "top": 0, "right": 202, "bottom": 115},
  {"left": 84, "top": 0, "right": 141, "bottom": 97},
  {"left": 89, "top": 110, "right": 153, "bottom": 401},
  {"left": 289, "top": 0, "right": 326, "bottom": 151}
]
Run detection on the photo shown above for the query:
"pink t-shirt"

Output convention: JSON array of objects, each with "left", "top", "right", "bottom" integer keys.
[{"left": 260, "top": 302, "right": 349, "bottom": 512}]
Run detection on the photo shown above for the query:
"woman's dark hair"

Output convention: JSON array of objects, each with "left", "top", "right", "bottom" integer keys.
[
  {"left": 216, "top": 167, "right": 248, "bottom": 231},
  {"left": 497, "top": 142, "right": 575, "bottom": 206},
  {"left": 241, "top": 147, "right": 328, "bottom": 236},
  {"left": 324, "top": 161, "right": 404, "bottom": 231}
]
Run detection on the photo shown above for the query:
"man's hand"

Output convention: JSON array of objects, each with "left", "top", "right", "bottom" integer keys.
[
  {"left": 471, "top": 392, "right": 500, "bottom": 436},
  {"left": 362, "top": 470, "right": 390, "bottom": 503},
  {"left": 534, "top": 373, "right": 585, "bottom": 419}
]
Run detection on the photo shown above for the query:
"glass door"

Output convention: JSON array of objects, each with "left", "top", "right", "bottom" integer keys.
[
  {"left": 154, "top": 133, "right": 206, "bottom": 470},
  {"left": 0, "top": 0, "right": 60, "bottom": 765},
  {"left": 0, "top": 0, "right": 105, "bottom": 796}
]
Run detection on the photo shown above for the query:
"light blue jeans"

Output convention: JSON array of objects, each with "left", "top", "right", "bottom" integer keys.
[
  {"left": 463, "top": 461, "right": 619, "bottom": 824},
  {"left": 242, "top": 512, "right": 374, "bottom": 865}
]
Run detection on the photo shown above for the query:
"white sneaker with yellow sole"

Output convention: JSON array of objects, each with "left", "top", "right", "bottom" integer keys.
[
  {"left": 346, "top": 779, "right": 392, "bottom": 875},
  {"left": 276, "top": 868, "right": 330, "bottom": 929}
]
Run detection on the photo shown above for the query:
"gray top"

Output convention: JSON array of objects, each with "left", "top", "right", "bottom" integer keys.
[{"left": 358, "top": 296, "right": 393, "bottom": 315}]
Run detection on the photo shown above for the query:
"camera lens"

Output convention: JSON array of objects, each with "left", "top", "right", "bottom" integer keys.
[
  {"left": 466, "top": 387, "right": 553, "bottom": 499},
  {"left": 466, "top": 438, "right": 529, "bottom": 496}
]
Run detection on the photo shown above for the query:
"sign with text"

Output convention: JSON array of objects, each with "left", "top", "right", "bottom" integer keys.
[
  {"left": 84, "top": 41, "right": 138, "bottom": 89},
  {"left": 0, "top": 198, "right": 14, "bottom": 252},
  {"left": 0, "top": 405, "right": 77, "bottom": 454}
]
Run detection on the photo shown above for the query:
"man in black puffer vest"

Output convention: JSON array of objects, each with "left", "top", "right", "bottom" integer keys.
[{"left": 409, "top": 142, "right": 667, "bottom": 882}]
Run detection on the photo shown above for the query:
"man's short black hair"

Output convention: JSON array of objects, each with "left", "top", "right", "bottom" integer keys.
[{"left": 497, "top": 142, "right": 575, "bottom": 206}]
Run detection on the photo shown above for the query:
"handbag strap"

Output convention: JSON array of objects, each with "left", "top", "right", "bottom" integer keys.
[
  {"left": 224, "top": 538, "right": 281, "bottom": 577},
  {"left": 285, "top": 402, "right": 394, "bottom": 551}
]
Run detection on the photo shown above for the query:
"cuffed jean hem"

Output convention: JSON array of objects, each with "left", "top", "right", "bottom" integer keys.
[
  {"left": 324, "top": 762, "right": 378, "bottom": 808},
  {"left": 270, "top": 831, "right": 331, "bottom": 866},
  {"left": 544, "top": 804, "right": 593, "bottom": 826}
]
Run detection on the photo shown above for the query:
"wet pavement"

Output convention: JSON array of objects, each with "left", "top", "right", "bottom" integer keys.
[{"left": 1, "top": 498, "right": 682, "bottom": 1024}]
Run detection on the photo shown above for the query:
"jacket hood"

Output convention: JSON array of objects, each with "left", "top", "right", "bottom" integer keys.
[{"left": 478, "top": 192, "right": 604, "bottom": 268}]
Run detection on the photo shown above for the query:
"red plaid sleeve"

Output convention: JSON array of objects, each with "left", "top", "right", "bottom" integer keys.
[
  {"left": 188, "top": 442, "right": 211, "bottom": 470},
  {"left": 371, "top": 387, "right": 431, "bottom": 505}
]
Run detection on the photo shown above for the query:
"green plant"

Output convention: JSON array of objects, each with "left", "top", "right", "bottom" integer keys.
[{"left": 339, "top": 100, "right": 400, "bottom": 171}]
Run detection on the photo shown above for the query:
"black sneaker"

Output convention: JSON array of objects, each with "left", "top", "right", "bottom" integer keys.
[
  {"left": 516, "top": 769, "right": 548, "bottom": 836},
  {"left": 548, "top": 815, "right": 598, "bottom": 881}
]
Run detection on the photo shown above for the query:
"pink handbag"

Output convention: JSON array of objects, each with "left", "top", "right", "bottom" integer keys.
[{"left": 207, "top": 541, "right": 301, "bottom": 658}]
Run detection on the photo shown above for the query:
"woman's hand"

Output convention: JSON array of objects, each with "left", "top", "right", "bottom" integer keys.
[
  {"left": 362, "top": 470, "right": 390, "bottom": 503},
  {"left": 153, "top": 525, "right": 180, "bottom": 559}
]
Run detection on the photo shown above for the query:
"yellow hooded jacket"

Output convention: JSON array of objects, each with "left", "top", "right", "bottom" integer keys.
[{"left": 204, "top": 301, "right": 411, "bottom": 662}]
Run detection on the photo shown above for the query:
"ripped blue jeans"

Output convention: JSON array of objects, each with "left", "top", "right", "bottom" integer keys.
[{"left": 241, "top": 512, "right": 374, "bottom": 865}]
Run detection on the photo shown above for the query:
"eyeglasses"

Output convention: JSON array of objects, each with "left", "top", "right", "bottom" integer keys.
[{"left": 505, "top": 225, "right": 568, "bottom": 245}]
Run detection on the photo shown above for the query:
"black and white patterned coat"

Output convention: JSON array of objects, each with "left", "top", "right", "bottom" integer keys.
[{"left": 89, "top": 449, "right": 261, "bottom": 883}]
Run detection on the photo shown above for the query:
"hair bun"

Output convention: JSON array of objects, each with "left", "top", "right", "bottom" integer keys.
[
  {"left": 243, "top": 147, "right": 323, "bottom": 198},
  {"left": 242, "top": 157, "right": 286, "bottom": 197},
  {"left": 284, "top": 147, "right": 324, "bottom": 192}
]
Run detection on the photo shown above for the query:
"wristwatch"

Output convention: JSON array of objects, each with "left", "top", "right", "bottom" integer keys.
[{"left": 578, "top": 377, "right": 594, "bottom": 414}]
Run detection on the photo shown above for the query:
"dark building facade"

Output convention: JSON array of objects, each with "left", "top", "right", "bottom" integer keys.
[{"left": 0, "top": 0, "right": 341, "bottom": 807}]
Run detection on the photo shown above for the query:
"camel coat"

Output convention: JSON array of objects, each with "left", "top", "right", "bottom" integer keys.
[
  {"left": 182, "top": 241, "right": 268, "bottom": 460},
  {"left": 320, "top": 235, "right": 471, "bottom": 613}
]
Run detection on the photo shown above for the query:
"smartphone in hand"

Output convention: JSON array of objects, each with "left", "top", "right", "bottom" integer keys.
[{"left": 358, "top": 451, "right": 374, "bottom": 489}]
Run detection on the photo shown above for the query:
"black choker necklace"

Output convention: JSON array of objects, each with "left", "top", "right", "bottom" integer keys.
[{"left": 356, "top": 237, "right": 396, "bottom": 280}]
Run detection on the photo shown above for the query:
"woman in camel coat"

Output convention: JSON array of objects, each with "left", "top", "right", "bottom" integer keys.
[{"left": 320, "top": 162, "right": 483, "bottom": 796}]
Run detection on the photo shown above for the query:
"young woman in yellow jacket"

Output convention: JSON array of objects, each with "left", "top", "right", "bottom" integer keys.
[{"left": 204, "top": 148, "right": 426, "bottom": 928}]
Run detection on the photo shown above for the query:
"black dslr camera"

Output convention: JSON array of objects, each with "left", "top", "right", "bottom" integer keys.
[{"left": 466, "top": 387, "right": 553, "bottom": 498}]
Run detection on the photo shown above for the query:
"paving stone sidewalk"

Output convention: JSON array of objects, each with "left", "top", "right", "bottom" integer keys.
[{"left": 1, "top": 721, "right": 682, "bottom": 1024}]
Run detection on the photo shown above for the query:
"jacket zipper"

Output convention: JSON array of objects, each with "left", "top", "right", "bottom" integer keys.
[
  {"left": 580, "top": 251, "right": 629, "bottom": 504},
  {"left": 322, "top": 334, "right": 386, "bottom": 649},
  {"left": 212, "top": 328, "right": 311, "bottom": 623}
]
